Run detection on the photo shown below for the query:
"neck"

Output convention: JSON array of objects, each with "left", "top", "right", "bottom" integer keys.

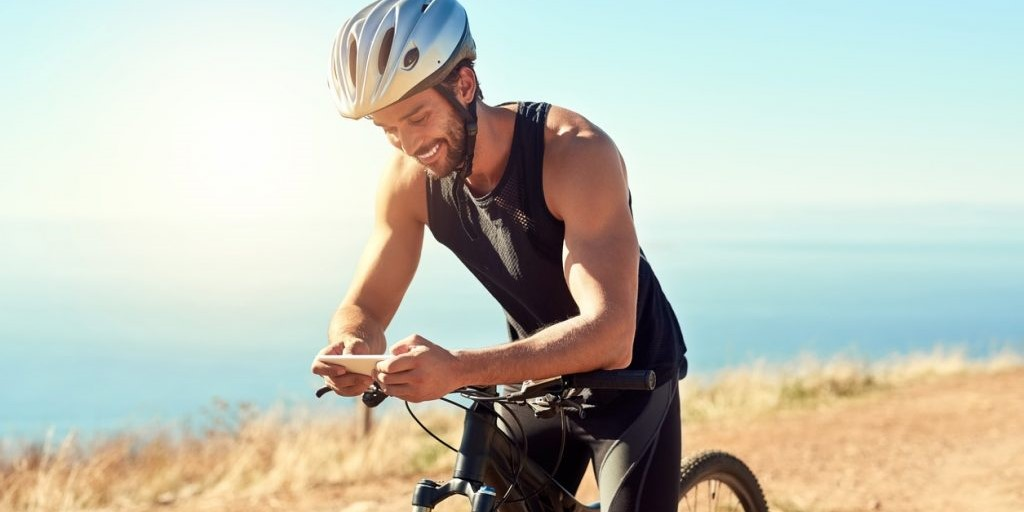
[{"left": 462, "top": 102, "right": 516, "bottom": 196}]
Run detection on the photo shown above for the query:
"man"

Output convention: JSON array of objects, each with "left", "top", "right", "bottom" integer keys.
[{"left": 311, "top": 0, "right": 687, "bottom": 509}]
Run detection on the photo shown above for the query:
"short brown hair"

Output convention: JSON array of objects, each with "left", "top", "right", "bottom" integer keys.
[{"left": 440, "top": 59, "right": 484, "bottom": 101}]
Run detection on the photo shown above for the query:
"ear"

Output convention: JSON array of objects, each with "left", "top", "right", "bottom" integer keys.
[{"left": 454, "top": 66, "right": 477, "bottom": 105}]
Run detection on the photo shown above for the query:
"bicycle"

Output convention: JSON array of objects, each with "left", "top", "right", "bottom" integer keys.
[{"left": 317, "top": 369, "right": 768, "bottom": 511}]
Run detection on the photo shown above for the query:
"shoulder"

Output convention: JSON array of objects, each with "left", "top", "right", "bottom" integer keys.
[
  {"left": 540, "top": 104, "right": 628, "bottom": 220},
  {"left": 542, "top": 104, "right": 613, "bottom": 150},
  {"left": 376, "top": 150, "right": 428, "bottom": 226}
]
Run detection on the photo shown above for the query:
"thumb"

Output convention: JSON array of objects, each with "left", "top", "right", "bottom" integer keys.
[{"left": 343, "top": 340, "right": 371, "bottom": 355}]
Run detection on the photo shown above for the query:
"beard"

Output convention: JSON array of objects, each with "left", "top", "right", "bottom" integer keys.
[{"left": 422, "top": 113, "right": 468, "bottom": 180}]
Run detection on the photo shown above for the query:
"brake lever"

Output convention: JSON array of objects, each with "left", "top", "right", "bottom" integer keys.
[
  {"left": 362, "top": 383, "right": 388, "bottom": 408},
  {"left": 526, "top": 392, "right": 595, "bottom": 419},
  {"left": 314, "top": 382, "right": 389, "bottom": 408},
  {"left": 504, "top": 376, "right": 564, "bottom": 401}
]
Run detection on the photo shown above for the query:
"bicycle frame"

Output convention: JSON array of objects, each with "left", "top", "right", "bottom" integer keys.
[
  {"left": 317, "top": 369, "right": 767, "bottom": 512},
  {"left": 316, "top": 370, "right": 657, "bottom": 511},
  {"left": 411, "top": 398, "right": 595, "bottom": 512}
]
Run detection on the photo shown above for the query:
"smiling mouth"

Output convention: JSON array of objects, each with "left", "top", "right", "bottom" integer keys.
[{"left": 416, "top": 142, "right": 440, "bottom": 164}]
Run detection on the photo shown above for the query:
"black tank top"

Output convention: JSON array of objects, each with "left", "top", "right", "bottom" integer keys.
[{"left": 425, "top": 102, "right": 687, "bottom": 383}]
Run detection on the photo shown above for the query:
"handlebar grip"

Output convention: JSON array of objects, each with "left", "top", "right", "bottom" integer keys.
[{"left": 563, "top": 370, "right": 657, "bottom": 391}]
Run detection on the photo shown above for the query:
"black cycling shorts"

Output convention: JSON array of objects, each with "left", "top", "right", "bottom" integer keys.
[{"left": 488, "top": 380, "right": 681, "bottom": 512}]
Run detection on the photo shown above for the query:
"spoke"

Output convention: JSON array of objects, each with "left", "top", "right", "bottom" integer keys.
[
  {"left": 703, "top": 481, "right": 709, "bottom": 512},
  {"left": 683, "top": 487, "right": 695, "bottom": 512},
  {"left": 681, "top": 467, "right": 760, "bottom": 512},
  {"left": 703, "top": 481, "right": 709, "bottom": 510},
  {"left": 683, "top": 477, "right": 754, "bottom": 512},
  {"left": 709, "top": 479, "right": 720, "bottom": 511},
  {"left": 704, "top": 479, "right": 712, "bottom": 512},
  {"left": 734, "top": 491, "right": 744, "bottom": 512}
]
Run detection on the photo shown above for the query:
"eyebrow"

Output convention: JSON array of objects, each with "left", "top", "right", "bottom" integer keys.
[{"left": 372, "top": 104, "right": 427, "bottom": 128}]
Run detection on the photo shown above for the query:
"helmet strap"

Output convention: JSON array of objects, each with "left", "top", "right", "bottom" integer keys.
[
  {"left": 432, "top": 84, "right": 477, "bottom": 178},
  {"left": 433, "top": 83, "right": 479, "bottom": 240}
]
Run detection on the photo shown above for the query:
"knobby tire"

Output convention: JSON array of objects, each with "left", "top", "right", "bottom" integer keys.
[{"left": 678, "top": 450, "right": 769, "bottom": 512}]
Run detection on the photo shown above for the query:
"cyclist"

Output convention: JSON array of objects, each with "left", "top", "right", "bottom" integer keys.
[{"left": 311, "top": 1, "right": 687, "bottom": 509}]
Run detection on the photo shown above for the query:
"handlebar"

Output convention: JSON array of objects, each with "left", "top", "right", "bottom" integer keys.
[
  {"left": 564, "top": 369, "right": 656, "bottom": 391},
  {"left": 315, "top": 369, "right": 657, "bottom": 409}
]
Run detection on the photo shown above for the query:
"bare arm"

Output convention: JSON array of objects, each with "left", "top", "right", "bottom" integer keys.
[
  {"left": 377, "top": 113, "right": 639, "bottom": 401},
  {"left": 312, "top": 155, "right": 426, "bottom": 395}
]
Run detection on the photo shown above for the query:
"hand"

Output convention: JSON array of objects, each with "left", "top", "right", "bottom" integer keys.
[
  {"left": 311, "top": 340, "right": 374, "bottom": 397},
  {"left": 376, "top": 334, "right": 461, "bottom": 403}
]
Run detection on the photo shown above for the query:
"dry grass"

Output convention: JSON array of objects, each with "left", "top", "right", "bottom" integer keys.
[
  {"left": 1, "top": 346, "right": 1020, "bottom": 511},
  {"left": 681, "top": 345, "right": 1022, "bottom": 423},
  {"left": 0, "top": 401, "right": 462, "bottom": 511}
]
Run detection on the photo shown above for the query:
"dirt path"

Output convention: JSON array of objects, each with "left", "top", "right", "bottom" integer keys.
[
  {"left": 686, "top": 368, "right": 1024, "bottom": 511},
  {"left": 155, "top": 368, "right": 1024, "bottom": 511}
]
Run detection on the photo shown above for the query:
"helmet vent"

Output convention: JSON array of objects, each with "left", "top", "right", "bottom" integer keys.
[
  {"left": 378, "top": 28, "right": 395, "bottom": 76},
  {"left": 347, "top": 36, "right": 358, "bottom": 88},
  {"left": 402, "top": 48, "right": 420, "bottom": 70}
]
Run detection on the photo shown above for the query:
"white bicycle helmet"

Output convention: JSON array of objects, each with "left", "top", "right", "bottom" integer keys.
[{"left": 329, "top": 0, "right": 477, "bottom": 119}]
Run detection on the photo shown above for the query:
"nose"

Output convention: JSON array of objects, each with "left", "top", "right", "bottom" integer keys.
[{"left": 395, "top": 127, "right": 423, "bottom": 158}]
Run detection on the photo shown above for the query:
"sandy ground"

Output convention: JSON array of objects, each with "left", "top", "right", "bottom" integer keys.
[
  {"left": 686, "top": 367, "right": 1024, "bottom": 511},
  {"left": 152, "top": 368, "right": 1024, "bottom": 511}
]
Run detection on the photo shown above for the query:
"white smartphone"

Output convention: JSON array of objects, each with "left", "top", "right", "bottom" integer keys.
[{"left": 317, "top": 354, "right": 389, "bottom": 376}]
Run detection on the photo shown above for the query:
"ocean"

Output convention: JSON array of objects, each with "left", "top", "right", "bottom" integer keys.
[{"left": 2, "top": 203, "right": 1022, "bottom": 441}]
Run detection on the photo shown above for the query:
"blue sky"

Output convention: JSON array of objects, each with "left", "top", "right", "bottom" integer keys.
[
  {"left": 2, "top": 0, "right": 1022, "bottom": 343},
  {"left": 2, "top": 1, "right": 1021, "bottom": 227},
  {"left": 1, "top": 1, "right": 1022, "bottom": 435}
]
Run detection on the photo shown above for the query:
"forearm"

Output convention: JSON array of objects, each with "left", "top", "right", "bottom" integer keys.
[
  {"left": 451, "top": 311, "right": 635, "bottom": 387},
  {"left": 327, "top": 303, "right": 388, "bottom": 354}
]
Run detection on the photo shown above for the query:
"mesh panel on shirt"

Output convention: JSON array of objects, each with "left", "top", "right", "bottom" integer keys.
[{"left": 490, "top": 164, "right": 535, "bottom": 233}]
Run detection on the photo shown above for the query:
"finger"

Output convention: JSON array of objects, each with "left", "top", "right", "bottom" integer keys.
[
  {"left": 376, "top": 368, "right": 415, "bottom": 387},
  {"left": 379, "top": 382, "right": 413, "bottom": 400},
  {"left": 312, "top": 362, "right": 348, "bottom": 377},
  {"left": 326, "top": 372, "right": 369, "bottom": 389},
  {"left": 382, "top": 343, "right": 431, "bottom": 372},
  {"left": 378, "top": 351, "right": 420, "bottom": 374},
  {"left": 312, "top": 340, "right": 352, "bottom": 373},
  {"left": 346, "top": 375, "right": 374, "bottom": 394},
  {"left": 335, "top": 383, "right": 369, "bottom": 396},
  {"left": 389, "top": 334, "right": 428, "bottom": 355},
  {"left": 386, "top": 384, "right": 429, "bottom": 404},
  {"left": 343, "top": 341, "right": 370, "bottom": 355},
  {"left": 389, "top": 342, "right": 414, "bottom": 356},
  {"left": 323, "top": 344, "right": 345, "bottom": 356},
  {"left": 328, "top": 374, "right": 372, "bottom": 396}
]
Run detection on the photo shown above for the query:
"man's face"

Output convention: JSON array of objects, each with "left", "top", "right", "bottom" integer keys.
[{"left": 371, "top": 89, "right": 466, "bottom": 179}]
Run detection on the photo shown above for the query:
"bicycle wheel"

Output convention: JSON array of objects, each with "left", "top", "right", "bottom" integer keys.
[{"left": 678, "top": 450, "right": 768, "bottom": 512}]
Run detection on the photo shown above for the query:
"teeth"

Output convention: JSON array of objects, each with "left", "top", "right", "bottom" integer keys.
[{"left": 419, "top": 143, "right": 439, "bottom": 159}]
